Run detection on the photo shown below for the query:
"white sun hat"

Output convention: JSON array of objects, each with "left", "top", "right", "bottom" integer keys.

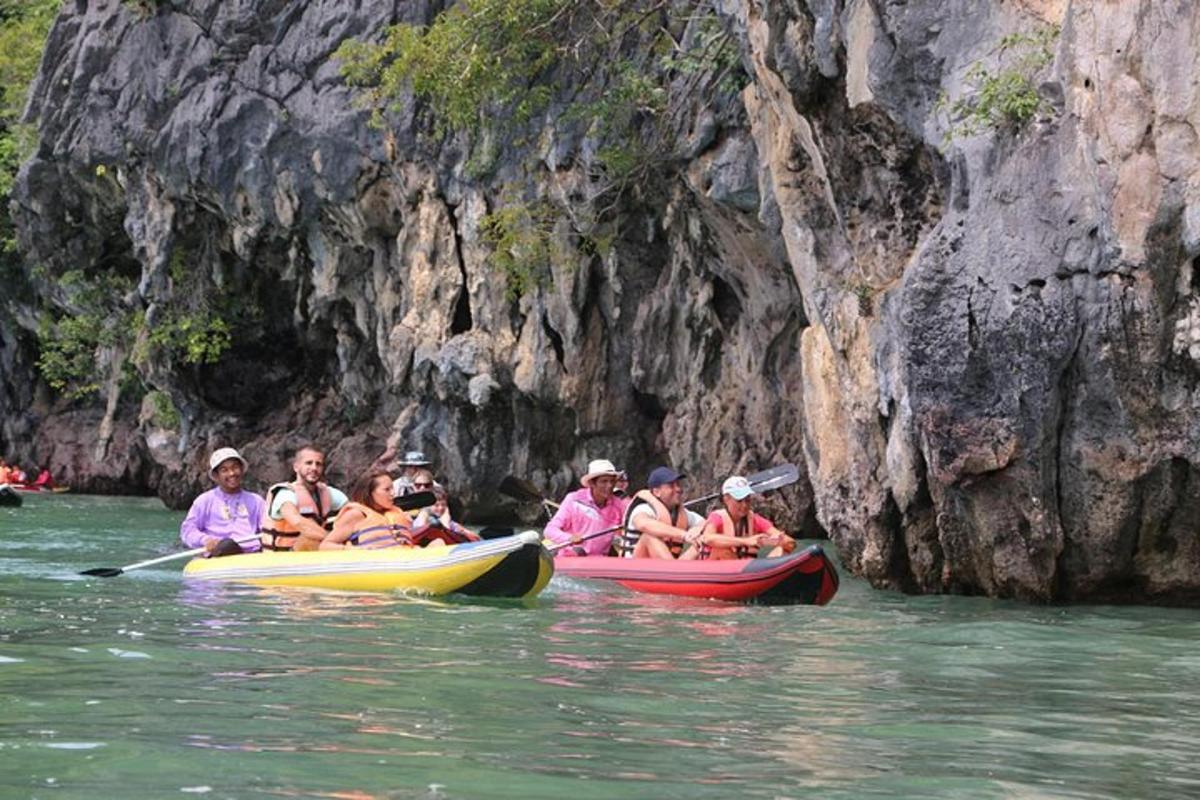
[
  {"left": 209, "top": 447, "right": 247, "bottom": 477},
  {"left": 581, "top": 459, "right": 621, "bottom": 487}
]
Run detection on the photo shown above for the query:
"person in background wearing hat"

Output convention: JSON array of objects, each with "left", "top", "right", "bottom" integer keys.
[
  {"left": 699, "top": 475, "right": 795, "bottom": 560},
  {"left": 180, "top": 447, "right": 265, "bottom": 556},
  {"left": 391, "top": 450, "right": 433, "bottom": 498},
  {"left": 617, "top": 466, "right": 706, "bottom": 559},
  {"left": 544, "top": 459, "right": 627, "bottom": 557},
  {"left": 259, "top": 445, "right": 348, "bottom": 552}
]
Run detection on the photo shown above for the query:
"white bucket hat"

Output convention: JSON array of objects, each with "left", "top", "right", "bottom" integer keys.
[
  {"left": 209, "top": 447, "right": 247, "bottom": 477},
  {"left": 581, "top": 459, "right": 620, "bottom": 487},
  {"left": 721, "top": 475, "right": 756, "bottom": 500}
]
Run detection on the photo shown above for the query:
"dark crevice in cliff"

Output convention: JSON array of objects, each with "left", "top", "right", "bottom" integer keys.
[
  {"left": 541, "top": 313, "right": 566, "bottom": 372},
  {"left": 449, "top": 212, "right": 473, "bottom": 335},
  {"left": 632, "top": 387, "right": 667, "bottom": 424},
  {"left": 710, "top": 274, "right": 742, "bottom": 328},
  {"left": 880, "top": 491, "right": 919, "bottom": 593},
  {"left": 699, "top": 330, "right": 722, "bottom": 390},
  {"left": 1051, "top": 320, "right": 1085, "bottom": 599}
]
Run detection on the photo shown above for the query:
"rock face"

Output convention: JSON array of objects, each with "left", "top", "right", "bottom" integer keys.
[{"left": 6, "top": 0, "right": 1200, "bottom": 604}]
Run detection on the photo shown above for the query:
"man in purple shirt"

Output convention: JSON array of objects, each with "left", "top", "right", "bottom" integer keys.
[
  {"left": 543, "top": 459, "right": 627, "bottom": 557},
  {"left": 180, "top": 447, "right": 265, "bottom": 556}
]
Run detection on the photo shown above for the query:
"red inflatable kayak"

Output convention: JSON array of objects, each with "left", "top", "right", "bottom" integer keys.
[{"left": 554, "top": 544, "right": 839, "bottom": 604}]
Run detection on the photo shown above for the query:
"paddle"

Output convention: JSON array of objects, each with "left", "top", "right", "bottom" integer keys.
[
  {"left": 500, "top": 463, "right": 799, "bottom": 511},
  {"left": 394, "top": 490, "right": 435, "bottom": 511},
  {"left": 79, "top": 534, "right": 263, "bottom": 578},
  {"left": 684, "top": 463, "right": 800, "bottom": 509},
  {"left": 544, "top": 523, "right": 623, "bottom": 553},
  {"left": 501, "top": 464, "right": 800, "bottom": 555},
  {"left": 81, "top": 492, "right": 437, "bottom": 578}
]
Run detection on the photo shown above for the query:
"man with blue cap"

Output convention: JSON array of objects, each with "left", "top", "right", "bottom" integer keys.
[{"left": 616, "top": 465, "right": 706, "bottom": 559}]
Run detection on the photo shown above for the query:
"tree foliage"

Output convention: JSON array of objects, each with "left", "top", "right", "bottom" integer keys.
[
  {"left": 0, "top": 0, "right": 58, "bottom": 199},
  {"left": 937, "top": 25, "right": 1059, "bottom": 144},
  {"left": 335, "top": 0, "right": 747, "bottom": 296}
]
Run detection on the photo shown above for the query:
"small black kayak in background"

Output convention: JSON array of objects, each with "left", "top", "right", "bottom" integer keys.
[{"left": 0, "top": 485, "right": 23, "bottom": 507}]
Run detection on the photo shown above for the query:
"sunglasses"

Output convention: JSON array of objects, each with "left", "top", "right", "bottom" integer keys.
[{"left": 413, "top": 481, "right": 434, "bottom": 489}]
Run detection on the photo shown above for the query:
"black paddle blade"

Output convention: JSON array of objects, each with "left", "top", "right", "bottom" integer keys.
[
  {"left": 79, "top": 567, "right": 123, "bottom": 577},
  {"left": 395, "top": 490, "right": 436, "bottom": 511},
  {"left": 498, "top": 475, "right": 546, "bottom": 504}
]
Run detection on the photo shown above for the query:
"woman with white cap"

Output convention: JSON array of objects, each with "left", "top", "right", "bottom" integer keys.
[
  {"left": 543, "top": 459, "right": 627, "bottom": 557},
  {"left": 698, "top": 475, "right": 795, "bottom": 560},
  {"left": 179, "top": 447, "right": 266, "bottom": 556}
]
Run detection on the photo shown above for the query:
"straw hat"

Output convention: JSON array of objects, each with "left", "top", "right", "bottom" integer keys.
[{"left": 581, "top": 459, "right": 620, "bottom": 487}]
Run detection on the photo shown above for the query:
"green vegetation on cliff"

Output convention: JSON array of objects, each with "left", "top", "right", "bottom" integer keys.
[
  {"left": 937, "top": 25, "right": 1059, "bottom": 143},
  {"left": 0, "top": 0, "right": 56, "bottom": 198},
  {"left": 335, "top": 0, "right": 746, "bottom": 296}
]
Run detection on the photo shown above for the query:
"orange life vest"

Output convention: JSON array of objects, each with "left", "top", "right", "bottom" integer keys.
[
  {"left": 259, "top": 481, "right": 336, "bottom": 551},
  {"left": 618, "top": 489, "right": 690, "bottom": 556},
  {"left": 706, "top": 509, "right": 752, "bottom": 560},
  {"left": 334, "top": 502, "right": 414, "bottom": 548}
]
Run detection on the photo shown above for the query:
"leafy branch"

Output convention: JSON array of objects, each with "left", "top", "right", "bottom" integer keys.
[{"left": 937, "top": 25, "right": 1059, "bottom": 143}]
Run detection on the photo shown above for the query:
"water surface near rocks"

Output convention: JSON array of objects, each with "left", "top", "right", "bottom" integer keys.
[{"left": 1, "top": 495, "right": 1197, "bottom": 799}]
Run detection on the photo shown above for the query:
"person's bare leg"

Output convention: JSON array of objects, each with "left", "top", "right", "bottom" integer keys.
[{"left": 634, "top": 535, "right": 675, "bottom": 559}]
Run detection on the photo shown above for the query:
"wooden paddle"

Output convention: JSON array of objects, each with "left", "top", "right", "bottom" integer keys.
[{"left": 80, "top": 491, "right": 438, "bottom": 577}]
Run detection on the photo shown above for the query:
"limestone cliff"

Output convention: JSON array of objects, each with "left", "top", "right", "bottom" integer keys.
[{"left": 6, "top": 0, "right": 1200, "bottom": 604}]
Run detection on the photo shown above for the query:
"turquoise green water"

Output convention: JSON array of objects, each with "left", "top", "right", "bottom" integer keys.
[{"left": 1, "top": 495, "right": 1198, "bottom": 799}]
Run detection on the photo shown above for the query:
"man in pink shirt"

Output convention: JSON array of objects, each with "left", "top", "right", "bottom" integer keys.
[{"left": 543, "top": 459, "right": 626, "bottom": 557}]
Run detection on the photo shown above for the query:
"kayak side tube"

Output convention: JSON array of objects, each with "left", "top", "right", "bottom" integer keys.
[
  {"left": 554, "top": 544, "right": 839, "bottom": 604},
  {"left": 183, "top": 531, "right": 551, "bottom": 597}
]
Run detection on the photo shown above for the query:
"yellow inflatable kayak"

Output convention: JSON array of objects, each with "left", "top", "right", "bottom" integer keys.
[{"left": 182, "top": 531, "right": 553, "bottom": 598}]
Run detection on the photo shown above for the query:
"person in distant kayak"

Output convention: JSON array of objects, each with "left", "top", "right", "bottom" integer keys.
[
  {"left": 411, "top": 483, "right": 479, "bottom": 545},
  {"left": 259, "top": 445, "right": 348, "bottom": 551},
  {"left": 544, "top": 459, "right": 627, "bottom": 557},
  {"left": 618, "top": 466, "right": 706, "bottom": 559},
  {"left": 31, "top": 466, "right": 57, "bottom": 489},
  {"left": 322, "top": 469, "right": 416, "bottom": 549},
  {"left": 180, "top": 447, "right": 265, "bottom": 556},
  {"left": 699, "top": 475, "right": 795, "bottom": 559},
  {"left": 0, "top": 459, "right": 10, "bottom": 484}
]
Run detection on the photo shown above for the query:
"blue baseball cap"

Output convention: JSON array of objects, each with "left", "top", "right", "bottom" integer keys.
[{"left": 647, "top": 466, "right": 686, "bottom": 488}]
